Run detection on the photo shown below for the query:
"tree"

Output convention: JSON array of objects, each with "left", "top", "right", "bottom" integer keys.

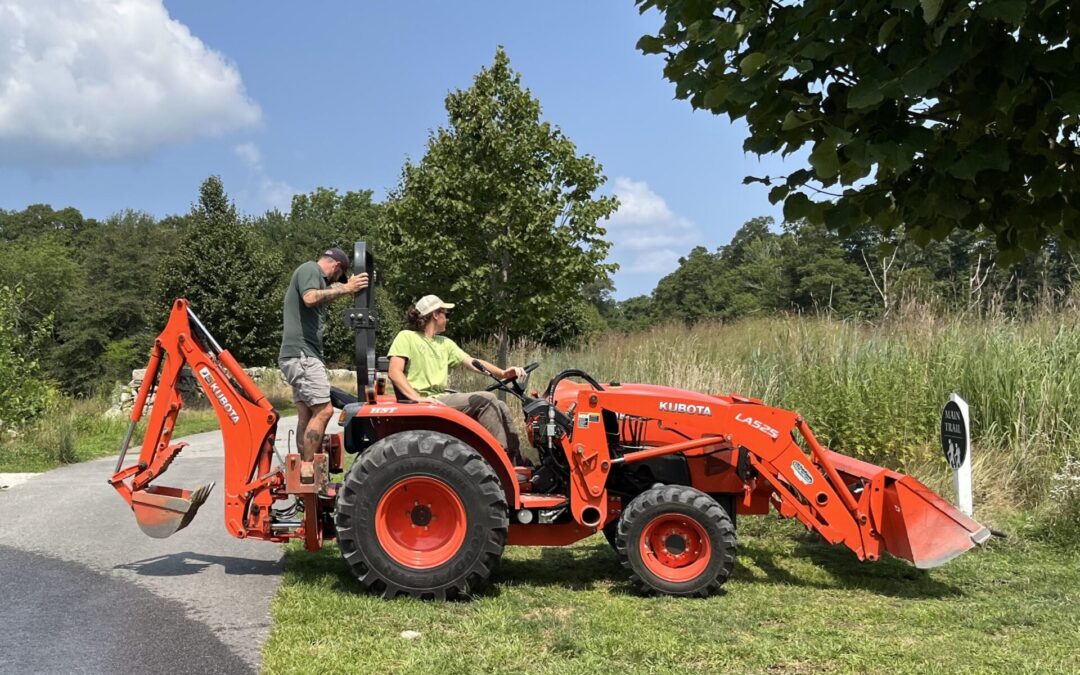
[
  {"left": 653, "top": 246, "right": 724, "bottom": 322},
  {"left": 609, "top": 295, "right": 657, "bottom": 332},
  {"left": 0, "top": 204, "right": 87, "bottom": 243},
  {"left": 50, "top": 211, "right": 180, "bottom": 394},
  {"left": 262, "top": 187, "right": 384, "bottom": 269},
  {"left": 158, "top": 177, "right": 281, "bottom": 365},
  {"left": 384, "top": 47, "right": 617, "bottom": 364},
  {"left": 637, "top": 0, "right": 1080, "bottom": 259},
  {"left": 775, "top": 220, "right": 875, "bottom": 316},
  {"left": 0, "top": 285, "right": 53, "bottom": 430}
]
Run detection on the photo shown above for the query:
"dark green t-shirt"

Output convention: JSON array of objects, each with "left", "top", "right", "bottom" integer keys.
[{"left": 279, "top": 261, "right": 331, "bottom": 362}]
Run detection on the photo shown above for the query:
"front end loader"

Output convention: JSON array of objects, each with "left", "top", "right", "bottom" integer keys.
[{"left": 109, "top": 241, "right": 990, "bottom": 599}]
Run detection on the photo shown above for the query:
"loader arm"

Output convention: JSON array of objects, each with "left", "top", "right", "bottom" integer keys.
[
  {"left": 682, "top": 402, "right": 989, "bottom": 568},
  {"left": 109, "top": 299, "right": 282, "bottom": 541}
]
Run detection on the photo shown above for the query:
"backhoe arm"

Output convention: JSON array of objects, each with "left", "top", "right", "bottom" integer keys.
[{"left": 109, "top": 299, "right": 281, "bottom": 540}]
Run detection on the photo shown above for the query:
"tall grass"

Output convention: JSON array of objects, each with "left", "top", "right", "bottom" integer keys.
[{"left": 0, "top": 396, "right": 224, "bottom": 472}]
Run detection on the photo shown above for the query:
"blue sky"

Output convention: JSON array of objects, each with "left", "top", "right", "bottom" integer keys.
[{"left": 0, "top": 1, "right": 796, "bottom": 298}]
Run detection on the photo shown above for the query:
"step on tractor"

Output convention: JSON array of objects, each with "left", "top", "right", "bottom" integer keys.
[{"left": 109, "top": 242, "right": 991, "bottom": 599}]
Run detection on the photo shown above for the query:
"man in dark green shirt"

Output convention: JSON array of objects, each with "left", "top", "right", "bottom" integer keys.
[{"left": 278, "top": 248, "right": 367, "bottom": 470}]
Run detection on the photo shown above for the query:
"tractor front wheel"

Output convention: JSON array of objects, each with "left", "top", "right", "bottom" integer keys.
[
  {"left": 335, "top": 430, "right": 508, "bottom": 599},
  {"left": 615, "top": 486, "right": 736, "bottom": 597}
]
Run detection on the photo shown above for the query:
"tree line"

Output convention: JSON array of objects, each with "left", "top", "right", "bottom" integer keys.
[{"left": 601, "top": 217, "right": 1078, "bottom": 332}]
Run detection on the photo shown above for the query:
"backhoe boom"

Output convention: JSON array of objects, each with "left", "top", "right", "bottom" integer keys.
[{"left": 109, "top": 299, "right": 283, "bottom": 541}]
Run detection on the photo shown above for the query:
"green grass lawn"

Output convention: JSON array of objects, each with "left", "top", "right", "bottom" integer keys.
[{"left": 263, "top": 516, "right": 1079, "bottom": 674}]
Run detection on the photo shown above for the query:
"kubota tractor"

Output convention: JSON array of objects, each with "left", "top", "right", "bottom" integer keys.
[{"left": 109, "top": 242, "right": 990, "bottom": 599}]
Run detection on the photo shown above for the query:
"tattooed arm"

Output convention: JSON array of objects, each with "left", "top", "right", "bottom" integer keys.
[
  {"left": 302, "top": 273, "right": 368, "bottom": 307},
  {"left": 302, "top": 284, "right": 350, "bottom": 307}
]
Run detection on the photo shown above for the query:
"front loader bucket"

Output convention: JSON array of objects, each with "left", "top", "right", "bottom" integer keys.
[
  {"left": 878, "top": 475, "right": 991, "bottom": 568},
  {"left": 821, "top": 450, "right": 990, "bottom": 568},
  {"left": 130, "top": 482, "right": 215, "bottom": 539}
]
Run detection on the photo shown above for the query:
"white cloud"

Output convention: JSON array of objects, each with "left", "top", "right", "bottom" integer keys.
[
  {"left": 233, "top": 142, "right": 262, "bottom": 171},
  {"left": 234, "top": 142, "right": 295, "bottom": 212},
  {"left": 0, "top": 0, "right": 261, "bottom": 165},
  {"left": 259, "top": 177, "right": 296, "bottom": 212},
  {"left": 606, "top": 177, "right": 699, "bottom": 251},
  {"left": 605, "top": 177, "right": 700, "bottom": 294}
]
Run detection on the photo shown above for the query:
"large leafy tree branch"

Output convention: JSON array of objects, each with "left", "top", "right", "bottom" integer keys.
[{"left": 637, "top": 0, "right": 1080, "bottom": 259}]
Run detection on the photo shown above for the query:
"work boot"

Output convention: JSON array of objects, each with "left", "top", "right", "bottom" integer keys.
[{"left": 300, "top": 462, "right": 315, "bottom": 484}]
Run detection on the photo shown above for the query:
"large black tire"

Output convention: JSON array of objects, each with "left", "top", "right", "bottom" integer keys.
[
  {"left": 615, "top": 486, "right": 737, "bottom": 597},
  {"left": 335, "top": 430, "right": 508, "bottom": 600}
]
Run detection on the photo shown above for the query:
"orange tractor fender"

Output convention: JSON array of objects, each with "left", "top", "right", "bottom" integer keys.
[{"left": 342, "top": 398, "right": 523, "bottom": 510}]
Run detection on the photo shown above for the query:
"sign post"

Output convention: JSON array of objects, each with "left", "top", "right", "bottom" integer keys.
[{"left": 941, "top": 393, "right": 972, "bottom": 516}]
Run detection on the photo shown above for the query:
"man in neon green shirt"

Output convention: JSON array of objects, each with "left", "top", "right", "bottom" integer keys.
[{"left": 387, "top": 294, "right": 530, "bottom": 466}]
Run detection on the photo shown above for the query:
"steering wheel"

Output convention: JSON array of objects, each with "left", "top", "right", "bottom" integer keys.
[{"left": 480, "top": 361, "right": 540, "bottom": 395}]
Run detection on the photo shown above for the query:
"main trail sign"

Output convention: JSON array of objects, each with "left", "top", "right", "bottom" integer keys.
[{"left": 942, "top": 393, "right": 973, "bottom": 516}]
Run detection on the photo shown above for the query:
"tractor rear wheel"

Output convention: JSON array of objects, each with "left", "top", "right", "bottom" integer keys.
[
  {"left": 335, "top": 430, "right": 508, "bottom": 600},
  {"left": 615, "top": 486, "right": 736, "bottom": 597}
]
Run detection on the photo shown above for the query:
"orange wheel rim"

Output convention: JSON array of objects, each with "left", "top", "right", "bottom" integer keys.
[
  {"left": 375, "top": 476, "right": 467, "bottom": 569},
  {"left": 639, "top": 514, "right": 711, "bottom": 583}
]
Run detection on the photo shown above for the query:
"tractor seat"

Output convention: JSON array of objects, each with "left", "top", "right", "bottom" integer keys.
[{"left": 330, "top": 387, "right": 359, "bottom": 409}]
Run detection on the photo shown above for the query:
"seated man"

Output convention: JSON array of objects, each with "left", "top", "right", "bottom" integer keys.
[{"left": 387, "top": 294, "right": 531, "bottom": 467}]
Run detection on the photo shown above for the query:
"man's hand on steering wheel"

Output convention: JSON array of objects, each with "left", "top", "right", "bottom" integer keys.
[
  {"left": 477, "top": 361, "right": 540, "bottom": 396},
  {"left": 503, "top": 366, "right": 526, "bottom": 381}
]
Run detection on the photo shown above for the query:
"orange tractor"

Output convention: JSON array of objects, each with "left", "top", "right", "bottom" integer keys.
[{"left": 110, "top": 243, "right": 990, "bottom": 599}]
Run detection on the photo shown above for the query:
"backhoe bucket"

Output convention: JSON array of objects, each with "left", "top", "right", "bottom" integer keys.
[
  {"left": 130, "top": 482, "right": 215, "bottom": 539},
  {"left": 822, "top": 450, "right": 990, "bottom": 568}
]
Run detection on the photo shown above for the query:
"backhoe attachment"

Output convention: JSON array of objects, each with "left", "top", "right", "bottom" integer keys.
[{"left": 109, "top": 299, "right": 280, "bottom": 541}]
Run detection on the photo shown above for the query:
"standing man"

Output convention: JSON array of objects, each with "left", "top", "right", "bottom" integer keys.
[
  {"left": 279, "top": 247, "right": 368, "bottom": 477},
  {"left": 386, "top": 294, "right": 531, "bottom": 467}
]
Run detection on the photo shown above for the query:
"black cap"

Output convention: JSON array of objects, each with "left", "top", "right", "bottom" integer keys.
[{"left": 323, "top": 247, "right": 350, "bottom": 275}]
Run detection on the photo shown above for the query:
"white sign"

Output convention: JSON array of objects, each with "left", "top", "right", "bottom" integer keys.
[{"left": 941, "top": 393, "right": 972, "bottom": 516}]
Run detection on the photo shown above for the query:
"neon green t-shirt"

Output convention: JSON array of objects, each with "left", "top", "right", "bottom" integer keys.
[{"left": 387, "top": 330, "right": 468, "bottom": 398}]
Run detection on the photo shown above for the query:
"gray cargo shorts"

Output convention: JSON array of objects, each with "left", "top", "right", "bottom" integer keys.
[{"left": 278, "top": 352, "right": 331, "bottom": 406}]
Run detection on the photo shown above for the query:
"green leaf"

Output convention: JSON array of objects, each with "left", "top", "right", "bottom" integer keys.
[
  {"left": 878, "top": 16, "right": 902, "bottom": 44},
  {"left": 636, "top": 35, "right": 667, "bottom": 55},
  {"left": 979, "top": 0, "right": 1027, "bottom": 25},
  {"left": 783, "top": 192, "right": 813, "bottom": 221},
  {"left": 919, "top": 0, "right": 943, "bottom": 23},
  {"left": 947, "top": 139, "right": 1010, "bottom": 180},
  {"left": 1054, "top": 91, "right": 1080, "bottom": 115},
  {"left": 1030, "top": 170, "right": 1061, "bottom": 198},
  {"left": 809, "top": 140, "right": 841, "bottom": 179},
  {"left": 768, "top": 184, "right": 791, "bottom": 205},
  {"left": 900, "top": 66, "right": 940, "bottom": 97},
  {"left": 848, "top": 80, "right": 885, "bottom": 109},
  {"left": 739, "top": 52, "right": 768, "bottom": 76},
  {"left": 782, "top": 110, "right": 814, "bottom": 130},
  {"left": 800, "top": 42, "right": 832, "bottom": 61},
  {"left": 703, "top": 82, "right": 730, "bottom": 109},
  {"left": 786, "top": 169, "right": 813, "bottom": 187}
]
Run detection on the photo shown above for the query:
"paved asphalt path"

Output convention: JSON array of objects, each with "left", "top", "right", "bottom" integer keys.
[{"left": 0, "top": 414, "right": 327, "bottom": 674}]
